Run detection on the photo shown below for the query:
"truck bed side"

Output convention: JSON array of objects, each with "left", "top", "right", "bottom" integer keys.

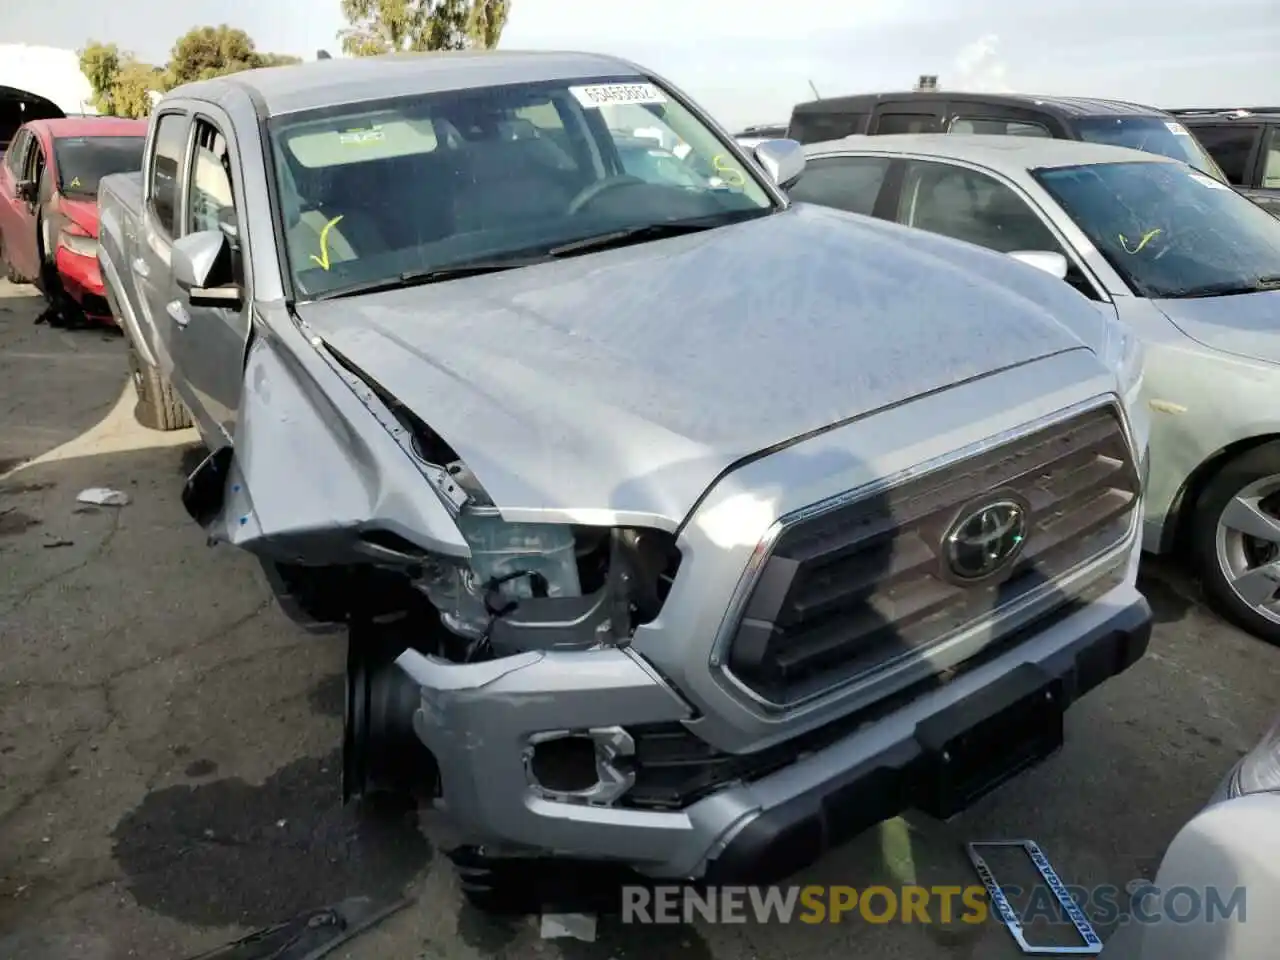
[{"left": 97, "top": 171, "right": 158, "bottom": 366}]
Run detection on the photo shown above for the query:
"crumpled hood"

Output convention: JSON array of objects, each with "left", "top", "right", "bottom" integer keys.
[
  {"left": 295, "top": 204, "right": 1098, "bottom": 526},
  {"left": 52, "top": 195, "right": 99, "bottom": 238},
  {"left": 1153, "top": 290, "right": 1280, "bottom": 365}
]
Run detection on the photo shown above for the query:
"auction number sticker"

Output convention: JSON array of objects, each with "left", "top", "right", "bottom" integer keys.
[
  {"left": 569, "top": 83, "right": 668, "bottom": 109},
  {"left": 339, "top": 127, "right": 385, "bottom": 145},
  {"left": 1165, "top": 121, "right": 1191, "bottom": 136}
]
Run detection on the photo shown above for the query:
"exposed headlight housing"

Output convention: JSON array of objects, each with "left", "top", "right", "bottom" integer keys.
[
  {"left": 58, "top": 223, "right": 98, "bottom": 258},
  {"left": 1229, "top": 716, "right": 1280, "bottom": 797}
]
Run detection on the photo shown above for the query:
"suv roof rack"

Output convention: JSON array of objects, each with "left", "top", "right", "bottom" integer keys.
[{"left": 1168, "top": 107, "right": 1280, "bottom": 118}]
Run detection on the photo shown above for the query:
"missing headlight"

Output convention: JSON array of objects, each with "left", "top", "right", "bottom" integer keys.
[{"left": 415, "top": 520, "right": 681, "bottom": 660}]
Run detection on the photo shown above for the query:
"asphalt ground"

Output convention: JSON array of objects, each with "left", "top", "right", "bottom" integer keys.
[{"left": 1, "top": 277, "right": 1276, "bottom": 959}]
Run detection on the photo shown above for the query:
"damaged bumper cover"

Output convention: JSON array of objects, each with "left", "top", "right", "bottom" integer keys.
[{"left": 397, "top": 580, "right": 1152, "bottom": 882}]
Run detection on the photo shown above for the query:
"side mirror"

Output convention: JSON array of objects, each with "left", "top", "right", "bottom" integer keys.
[
  {"left": 15, "top": 179, "right": 36, "bottom": 203},
  {"left": 173, "top": 229, "right": 242, "bottom": 309},
  {"left": 1008, "top": 250, "right": 1069, "bottom": 281},
  {"left": 753, "top": 138, "right": 806, "bottom": 189}
]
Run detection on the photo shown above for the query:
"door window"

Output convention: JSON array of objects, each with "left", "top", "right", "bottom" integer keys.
[
  {"left": 24, "top": 139, "right": 46, "bottom": 187},
  {"left": 1188, "top": 124, "right": 1261, "bottom": 185},
  {"left": 148, "top": 113, "right": 189, "bottom": 236},
  {"left": 787, "top": 112, "right": 868, "bottom": 144},
  {"left": 4, "top": 130, "right": 30, "bottom": 175},
  {"left": 950, "top": 117, "right": 1051, "bottom": 138},
  {"left": 897, "top": 160, "right": 1063, "bottom": 255},
  {"left": 877, "top": 113, "right": 940, "bottom": 134},
  {"left": 1262, "top": 129, "right": 1280, "bottom": 189},
  {"left": 787, "top": 156, "right": 892, "bottom": 216},
  {"left": 188, "top": 120, "right": 236, "bottom": 234}
]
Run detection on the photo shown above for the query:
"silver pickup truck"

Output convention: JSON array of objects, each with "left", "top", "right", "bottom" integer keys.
[{"left": 98, "top": 51, "right": 1152, "bottom": 907}]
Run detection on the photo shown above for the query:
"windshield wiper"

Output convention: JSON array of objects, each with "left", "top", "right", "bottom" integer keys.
[
  {"left": 547, "top": 209, "right": 777, "bottom": 258},
  {"left": 1169, "top": 275, "right": 1280, "bottom": 299},
  {"left": 313, "top": 256, "right": 555, "bottom": 300},
  {"left": 548, "top": 221, "right": 719, "bottom": 258}
]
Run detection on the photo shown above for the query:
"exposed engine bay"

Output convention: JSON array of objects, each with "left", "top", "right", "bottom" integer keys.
[{"left": 350, "top": 365, "right": 682, "bottom": 662}]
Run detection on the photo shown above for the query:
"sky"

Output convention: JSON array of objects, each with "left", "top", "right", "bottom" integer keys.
[{"left": 9, "top": 0, "right": 1280, "bottom": 129}]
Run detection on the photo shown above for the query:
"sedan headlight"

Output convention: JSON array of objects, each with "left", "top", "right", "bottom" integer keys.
[
  {"left": 1103, "top": 318, "right": 1145, "bottom": 409},
  {"left": 1229, "top": 717, "right": 1280, "bottom": 797}
]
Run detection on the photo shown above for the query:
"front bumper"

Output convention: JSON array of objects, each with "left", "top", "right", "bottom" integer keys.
[
  {"left": 397, "top": 581, "right": 1152, "bottom": 880},
  {"left": 54, "top": 247, "right": 111, "bottom": 320}
]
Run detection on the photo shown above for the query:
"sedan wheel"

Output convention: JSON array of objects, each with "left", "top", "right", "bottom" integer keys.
[{"left": 1192, "top": 442, "right": 1280, "bottom": 645}]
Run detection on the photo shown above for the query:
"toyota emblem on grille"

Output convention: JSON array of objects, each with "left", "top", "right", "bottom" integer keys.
[{"left": 941, "top": 497, "right": 1029, "bottom": 584}]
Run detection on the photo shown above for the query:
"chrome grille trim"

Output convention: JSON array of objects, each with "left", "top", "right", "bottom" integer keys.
[{"left": 710, "top": 395, "right": 1140, "bottom": 712}]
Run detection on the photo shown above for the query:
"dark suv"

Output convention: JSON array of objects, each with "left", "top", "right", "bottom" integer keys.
[
  {"left": 786, "top": 91, "right": 1228, "bottom": 182},
  {"left": 1168, "top": 108, "right": 1280, "bottom": 216}
]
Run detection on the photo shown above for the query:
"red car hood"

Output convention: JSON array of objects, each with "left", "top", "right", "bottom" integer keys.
[{"left": 53, "top": 195, "right": 100, "bottom": 238}]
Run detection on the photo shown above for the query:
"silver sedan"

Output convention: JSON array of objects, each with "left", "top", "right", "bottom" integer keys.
[{"left": 783, "top": 133, "right": 1280, "bottom": 644}]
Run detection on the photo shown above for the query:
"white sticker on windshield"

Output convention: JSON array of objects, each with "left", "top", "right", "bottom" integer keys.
[
  {"left": 338, "top": 128, "right": 385, "bottom": 145},
  {"left": 1189, "top": 172, "right": 1229, "bottom": 189},
  {"left": 1165, "top": 121, "right": 1191, "bottom": 136},
  {"left": 569, "top": 83, "right": 667, "bottom": 109}
]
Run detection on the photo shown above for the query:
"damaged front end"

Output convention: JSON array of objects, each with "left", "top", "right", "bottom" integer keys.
[{"left": 181, "top": 327, "right": 685, "bottom": 820}]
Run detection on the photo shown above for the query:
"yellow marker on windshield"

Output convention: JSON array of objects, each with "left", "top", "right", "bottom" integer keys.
[
  {"left": 69, "top": 177, "right": 81, "bottom": 189},
  {"left": 1118, "top": 228, "right": 1162, "bottom": 254},
  {"left": 712, "top": 154, "right": 746, "bottom": 188},
  {"left": 309, "top": 214, "right": 345, "bottom": 271}
]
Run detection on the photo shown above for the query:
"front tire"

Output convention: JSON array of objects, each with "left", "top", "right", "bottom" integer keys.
[
  {"left": 1190, "top": 441, "right": 1280, "bottom": 646},
  {"left": 126, "top": 340, "right": 192, "bottom": 431},
  {"left": 343, "top": 609, "right": 439, "bottom": 804}
]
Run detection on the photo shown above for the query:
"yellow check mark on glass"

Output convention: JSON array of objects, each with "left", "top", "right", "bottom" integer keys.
[
  {"left": 309, "top": 214, "right": 345, "bottom": 271},
  {"left": 1118, "top": 228, "right": 1162, "bottom": 254}
]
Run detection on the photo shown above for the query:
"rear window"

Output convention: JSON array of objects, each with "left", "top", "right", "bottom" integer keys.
[
  {"left": 950, "top": 118, "right": 1051, "bottom": 138},
  {"left": 284, "top": 115, "right": 440, "bottom": 167},
  {"left": 53, "top": 135, "right": 146, "bottom": 196},
  {"left": 1074, "top": 115, "right": 1229, "bottom": 182},
  {"left": 787, "top": 112, "right": 868, "bottom": 144}
]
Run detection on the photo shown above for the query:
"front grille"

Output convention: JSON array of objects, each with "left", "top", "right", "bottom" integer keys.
[{"left": 724, "top": 403, "right": 1139, "bottom": 706}]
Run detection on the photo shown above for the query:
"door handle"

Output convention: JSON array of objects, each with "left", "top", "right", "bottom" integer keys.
[
  {"left": 132, "top": 257, "right": 150, "bottom": 278},
  {"left": 166, "top": 300, "right": 190, "bottom": 328}
]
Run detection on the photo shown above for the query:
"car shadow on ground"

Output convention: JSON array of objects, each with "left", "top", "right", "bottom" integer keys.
[{"left": 0, "top": 281, "right": 125, "bottom": 474}]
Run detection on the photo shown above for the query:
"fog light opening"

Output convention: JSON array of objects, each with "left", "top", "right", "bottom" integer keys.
[{"left": 526, "top": 727, "right": 637, "bottom": 804}]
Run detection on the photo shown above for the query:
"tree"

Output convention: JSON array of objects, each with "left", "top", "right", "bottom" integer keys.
[
  {"left": 79, "top": 41, "right": 123, "bottom": 114},
  {"left": 113, "top": 60, "right": 166, "bottom": 118},
  {"left": 165, "top": 25, "right": 301, "bottom": 88},
  {"left": 465, "top": 1, "right": 508, "bottom": 49},
  {"left": 339, "top": 0, "right": 509, "bottom": 55},
  {"left": 79, "top": 41, "right": 162, "bottom": 118}
]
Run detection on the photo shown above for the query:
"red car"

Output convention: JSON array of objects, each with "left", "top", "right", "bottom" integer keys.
[{"left": 0, "top": 117, "right": 147, "bottom": 325}]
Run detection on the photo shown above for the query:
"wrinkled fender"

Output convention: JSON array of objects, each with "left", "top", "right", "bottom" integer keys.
[
  {"left": 96, "top": 184, "right": 157, "bottom": 368},
  {"left": 184, "top": 306, "right": 470, "bottom": 565},
  {"left": 98, "top": 240, "right": 156, "bottom": 368}
]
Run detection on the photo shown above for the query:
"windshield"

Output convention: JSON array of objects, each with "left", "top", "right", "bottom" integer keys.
[
  {"left": 268, "top": 76, "right": 775, "bottom": 299},
  {"left": 53, "top": 136, "right": 146, "bottom": 196},
  {"left": 1074, "top": 116, "right": 1228, "bottom": 182},
  {"left": 1034, "top": 160, "right": 1280, "bottom": 298}
]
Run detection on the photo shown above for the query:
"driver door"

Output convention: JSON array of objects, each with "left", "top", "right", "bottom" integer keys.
[
  {"left": 0, "top": 130, "right": 41, "bottom": 281},
  {"left": 168, "top": 112, "right": 251, "bottom": 445}
]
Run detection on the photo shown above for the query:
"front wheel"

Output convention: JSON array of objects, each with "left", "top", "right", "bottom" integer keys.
[
  {"left": 126, "top": 340, "right": 192, "bottom": 431},
  {"left": 1190, "top": 441, "right": 1280, "bottom": 646}
]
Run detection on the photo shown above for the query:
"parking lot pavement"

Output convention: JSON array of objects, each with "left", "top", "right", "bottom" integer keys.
[{"left": 1, "top": 276, "right": 1277, "bottom": 960}]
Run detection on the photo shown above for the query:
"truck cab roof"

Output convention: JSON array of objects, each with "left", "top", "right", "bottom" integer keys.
[{"left": 168, "top": 49, "right": 648, "bottom": 118}]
